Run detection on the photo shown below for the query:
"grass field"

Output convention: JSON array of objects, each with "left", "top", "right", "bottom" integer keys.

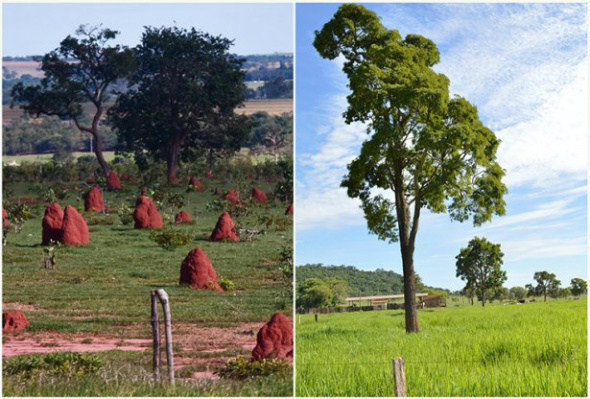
[
  {"left": 2, "top": 179, "right": 293, "bottom": 396},
  {"left": 296, "top": 300, "right": 587, "bottom": 397}
]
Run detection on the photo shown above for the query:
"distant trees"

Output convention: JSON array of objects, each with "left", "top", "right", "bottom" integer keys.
[
  {"left": 315, "top": 4, "right": 506, "bottom": 332},
  {"left": 456, "top": 237, "right": 507, "bottom": 307},
  {"left": 570, "top": 278, "right": 587, "bottom": 296},
  {"left": 10, "top": 25, "right": 135, "bottom": 175},
  {"left": 297, "top": 277, "right": 352, "bottom": 309},
  {"left": 249, "top": 112, "right": 293, "bottom": 161},
  {"left": 531, "top": 271, "right": 561, "bottom": 302},
  {"left": 109, "top": 26, "right": 247, "bottom": 184},
  {"left": 509, "top": 286, "right": 527, "bottom": 302}
]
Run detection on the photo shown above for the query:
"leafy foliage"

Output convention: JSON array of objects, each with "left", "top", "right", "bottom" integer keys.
[
  {"left": 218, "top": 275, "right": 236, "bottom": 291},
  {"left": 455, "top": 237, "right": 507, "bottom": 306},
  {"left": 569, "top": 278, "right": 587, "bottom": 296},
  {"left": 148, "top": 228, "right": 193, "bottom": 251},
  {"left": 3, "top": 352, "right": 101, "bottom": 378},
  {"left": 532, "top": 271, "right": 561, "bottom": 302}
]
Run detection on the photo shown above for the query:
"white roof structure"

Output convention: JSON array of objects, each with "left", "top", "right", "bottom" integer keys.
[{"left": 345, "top": 293, "right": 429, "bottom": 302}]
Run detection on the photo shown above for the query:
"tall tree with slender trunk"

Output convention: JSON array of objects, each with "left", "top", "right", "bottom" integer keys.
[
  {"left": 108, "top": 26, "right": 246, "bottom": 184},
  {"left": 314, "top": 4, "right": 507, "bottom": 332},
  {"left": 11, "top": 25, "right": 135, "bottom": 175}
]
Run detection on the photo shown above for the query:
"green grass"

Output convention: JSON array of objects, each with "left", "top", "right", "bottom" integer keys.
[
  {"left": 2, "top": 179, "right": 293, "bottom": 395},
  {"left": 3, "top": 350, "right": 292, "bottom": 397},
  {"left": 296, "top": 300, "right": 587, "bottom": 397},
  {"left": 2, "top": 152, "right": 118, "bottom": 164}
]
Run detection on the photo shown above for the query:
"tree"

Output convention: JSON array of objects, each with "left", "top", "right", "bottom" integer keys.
[
  {"left": 323, "top": 277, "right": 352, "bottom": 306},
  {"left": 570, "top": 278, "right": 587, "bottom": 296},
  {"left": 532, "top": 271, "right": 561, "bottom": 302},
  {"left": 298, "top": 278, "right": 334, "bottom": 309},
  {"left": 455, "top": 237, "right": 507, "bottom": 307},
  {"left": 11, "top": 25, "right": 135, "bottom": 174},
  {"left": 314, "top": 5, "right": 506, "bottom": 332},
  {"left": 510, "top": 286, "right": 527, "bottom": 301},
  {"left": 109, "top": 26, "right": 246, "bottom": 184}
]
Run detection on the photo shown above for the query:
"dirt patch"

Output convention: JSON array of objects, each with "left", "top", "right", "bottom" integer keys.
[{"left": 3, "top": 303, "right": 45, "bottom": 313}]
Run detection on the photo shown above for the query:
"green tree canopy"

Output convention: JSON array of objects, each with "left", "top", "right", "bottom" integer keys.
[
  {"left": 455, "top": 237, "right": 507, "bottom": 307},
  {"left": 570, "top": 278, "right": 587, "bottom": 296},
  {"left": 11, "top": 25, "right": 135, "bottom": 174},
  {"left": 297, "top": 278, "right": 334, "bottom": 309},
  {"left": 532, "top": 271, "right": 561, "bottom": 302},
  {"left": 314, "top": 4, "right": 506, "bottom": 332},
  {"left": 108, "top": 26, "right": 247, "bottom": 183},
  {"left": 509, "top": 286, "right": 527, "bottom": 301}
]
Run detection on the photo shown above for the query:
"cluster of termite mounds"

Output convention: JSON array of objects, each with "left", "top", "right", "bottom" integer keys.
[
  {"left": 252, "top": 313, "right": 293, "bottom": 361},
  {"left": 42, "top": 203, "right": 90, "bottom": 246},
  {"left": 3, "top": 311, "right": 31, "bottom": 331}
]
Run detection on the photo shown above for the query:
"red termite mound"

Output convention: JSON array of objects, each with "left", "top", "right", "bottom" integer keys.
[
  {"left": 179, "top": 247, "right": 223, "bottom": 291},
  {"left": 213, "top": 187, "right": 221, "bottom": 196},
  {"left": 252, "top": 313, "right": 293, "bottom": 361},
  {"left": 2, "top": 311, "right": 30, "bottom": 331},
  {"left": 205, "top": 170, "right": 213, "bottom": 178},
  {"left": 106, "top": 171, "right": 121, "bottom": 191},
  {"left": 84, "top": 185, "right": 105, "bottom": 212},
  {"left": 61, "top": 205, "right": 90, "bottom": 246},
  {"left": 134, "top": 195, "right": 163, "bottom": 229},
  {"left": 252, "top": 188, "right": 268, "bottom": 204},
  {"left": 42, "top": 203, "right": 65, "bottom": 245},
  {"left": 210, "top": 212, "right": 239, "bottom": 242},
  {"left": 3, "top": 207, "right": 10, "bottom": 228},
  {"left": 223, "top": 190, "right": 240, "bottom": 204},
  {"left": 285, "top": 204, "right": 293, "bottom": 215},
  {"left": 175, "top": 210, "right": 193, "bottom": 224},
  {"left": 188, "top": 176, "right": 205, "bottom": 192}
]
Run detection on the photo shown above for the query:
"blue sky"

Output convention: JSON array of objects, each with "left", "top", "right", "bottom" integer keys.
[
  {"left": 296, "top": 3, "right": 587, "bottom": 290},
  {"left": 2, "top": 3, "right": 293, "bottom": 56}
]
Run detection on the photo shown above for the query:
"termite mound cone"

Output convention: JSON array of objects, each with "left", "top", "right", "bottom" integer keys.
[
  {"left": 175, "top": 210, "right": 192, "bottom": 224},
  {"left": 42, "top": 203, "right": 64, "bottom": 245},
  {"left": 223, "top": 190, "right": 240, "bottom": 205},
  {"left": 134, "top": 195, "right": 163, "bottom": 229},
  {"left": 179, "top": 247, "right": 223, "bottom": 291},
  {"left": 252, "top": 313, "right": 293, "bottom": 361},
  {"left": 84, "top": 185, "right": 104, "bottom": 212},
  {"left": 106, "top": 171, "right": 121, "bottom": 191},
  {"left": 2, "top": 311, "right": 30, "bottom": 331},
  {"left": 210, "top": 212, "right": 239, "bottom": 242},
  {"left": 252, "top": 188, "right": 268, "bottom": 204},
  {"left": 60, "top": 205, "right": 90, "bottom": 246},
  {"left": 188, "top": 176, "right": 205, "bottom": 192},
  {"left": 285, "top": 204, "right": 293, "bottom": 215}
]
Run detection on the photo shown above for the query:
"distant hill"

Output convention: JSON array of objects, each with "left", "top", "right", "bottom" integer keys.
[{"left": 297, "top": 264, "right": 450, "bottom": 297}]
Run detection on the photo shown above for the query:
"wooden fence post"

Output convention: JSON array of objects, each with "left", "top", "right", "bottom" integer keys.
[
  {"left": 150, "top": 291, "right": 161, "bottom": 381},
  {"left": 314, "top": 314, "right": 318, "bottom": 322},
  {"left": 156, "top": 289, "right": 175, "bottom": 386},
  {"left": 393, "top": 357, "right": 406, "bottom": 397}
]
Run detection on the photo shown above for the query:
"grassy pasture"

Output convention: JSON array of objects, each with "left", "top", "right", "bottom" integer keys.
[
  {"left": 296, "top": 300, "right": 587, "bottom": 397},
  {"left": 2, "top": 178, "right": 293, "bottom": 395}
]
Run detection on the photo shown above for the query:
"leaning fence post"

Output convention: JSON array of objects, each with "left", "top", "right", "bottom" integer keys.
[
  {"left": 393, "top": 357, "right": 406, "bottom": 397},
  {"left": 156, "top": 289, "right": 175, "bottom": 386},
  {"left": 314, "top": 314, "right": 318, "bottom": 322},
  {"left": 150, "top": 291, "right": 161, "bottom": 381}
]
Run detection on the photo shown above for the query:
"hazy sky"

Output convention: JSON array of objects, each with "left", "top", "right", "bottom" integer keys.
[
  {"left": 296, "top": 3, "right": 587, "bottom": 290},
  {"left": 2, "top": 3, "right": 293, "bottom": 56}
]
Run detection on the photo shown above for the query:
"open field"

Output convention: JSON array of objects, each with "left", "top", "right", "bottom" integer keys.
[
  {"left": 2, "top": 99, "right": 292, "bottom": 125},
  {"left": 296, "top": 300, "right": 587, "bottom": 397},
  {"left": 3, "top": 179, "right": 293, "bottom": 396}
]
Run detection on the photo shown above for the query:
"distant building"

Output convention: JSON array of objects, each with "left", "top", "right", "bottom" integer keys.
[{"left": 421, "top": 295, "right": 442, "bottom": 308}]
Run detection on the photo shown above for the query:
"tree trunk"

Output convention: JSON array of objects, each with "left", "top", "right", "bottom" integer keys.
[
  {"left": 93, "top": 133, "right": 110, "bottom": 176},
  {"left": 167, "top": 138, "right": 182, "bottom": 184},
  {"left": 401, "top": 247, "right": 419, "bottom": 333}
]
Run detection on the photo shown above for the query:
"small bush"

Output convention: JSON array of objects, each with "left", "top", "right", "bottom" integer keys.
[
  {"left": 216, "top": 356, "right": 292, "bottom": 380},
  {"left": 3, "top": 352, "right": 101, "bottom": 378},
  {"left": 117, "top": 204, "right": 134, "bottom": 225},
  {"left": 149, "top": 228, "right": 193, "bottom": 251},
  {"left": 219, "top": 275, "right": 236, "bottom": 291},
  {"left": 86, "top": 215, "right": 117, "bottom": 225}
]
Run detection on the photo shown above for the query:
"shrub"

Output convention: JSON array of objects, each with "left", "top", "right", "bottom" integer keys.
[
  {"left": 149, "top": 228, "right": 193, "bottom": 251},
  {"left": 216, "top": 356, "right": 292, "bottom": 380},
  {"left": 117, "top": 204, "right": 134, "bottom": 225},
  {"left": 3, "top": 352, "right": 101, "bottom": 378},
  {"left": 218, "top": 275, "right": 236, "bottom": 291},
  {"left": 6, "top": 203, "right": 32, "bottom": 233},
  {"left": 86, "top": 215, "right": 117, "bottom": 225}
]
